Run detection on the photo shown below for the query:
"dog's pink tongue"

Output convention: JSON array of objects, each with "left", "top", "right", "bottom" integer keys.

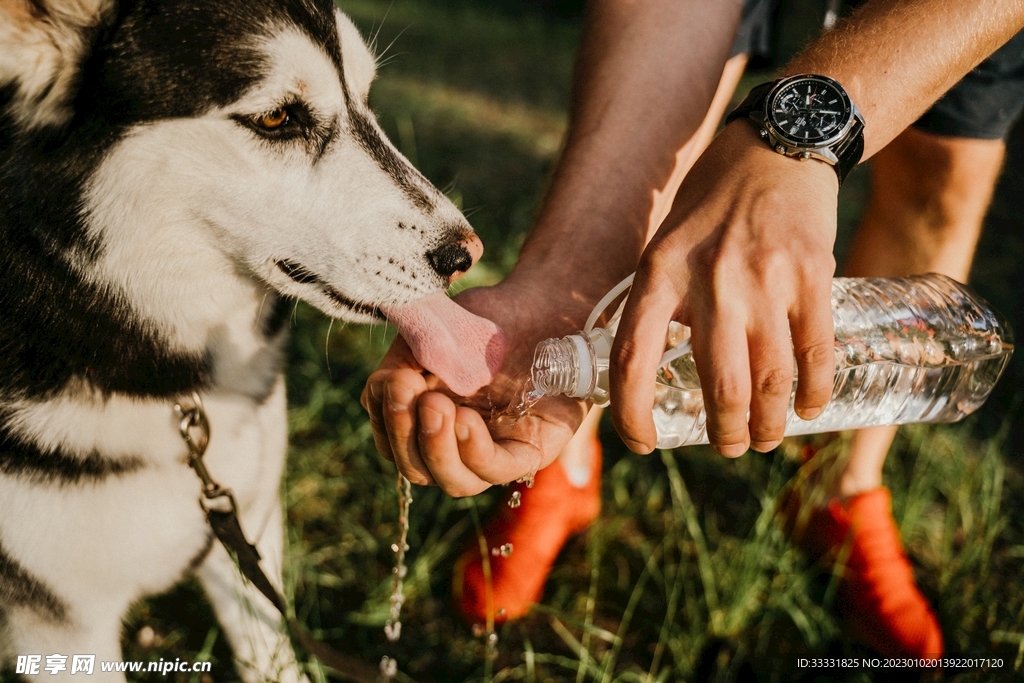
[{"left": 385, "top": 294, "right": 507, "bottom": 396}]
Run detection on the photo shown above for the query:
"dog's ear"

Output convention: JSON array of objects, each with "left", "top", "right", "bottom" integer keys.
[
  {"left": 335, "top": 10, "right": 376, "bottom": 104},
  {"left": 0, "top": 0, "right": 112, "bottom": 128}
]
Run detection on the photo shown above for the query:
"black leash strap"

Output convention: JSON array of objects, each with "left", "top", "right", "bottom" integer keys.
[
  {"left": 205, "top": 509, "right": 287, "bottom": 614},
  {"left": 175, "top": 396, "right": 386, "bottom": 683},
  {"left": 205, "top": 509, "right": 381, "bottom": 683}
]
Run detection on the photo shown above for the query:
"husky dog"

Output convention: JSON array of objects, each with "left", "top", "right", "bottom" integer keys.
[{"left": 0, "top": 0, "right": 480, "bottom": 679}]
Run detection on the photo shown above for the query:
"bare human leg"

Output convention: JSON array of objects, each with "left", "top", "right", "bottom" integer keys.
[
  {"left": 798, "top": 127, "right": 1004, "bottom": 657},
  {"left": 840, "top": 127, "right": 1004, "bottom": 498}
]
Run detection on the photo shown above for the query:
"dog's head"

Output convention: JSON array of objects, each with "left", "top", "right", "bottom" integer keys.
[{"left": 0, "top": 0, "right": 480, "bottom": 325}]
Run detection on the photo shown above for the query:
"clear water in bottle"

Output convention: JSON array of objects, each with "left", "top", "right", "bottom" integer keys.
[{"left": 530, "top": 274, "right": 1014, "bottom": 449}]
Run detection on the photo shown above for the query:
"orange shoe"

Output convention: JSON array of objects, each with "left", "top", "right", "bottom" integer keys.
[
  {"left": 453, "top": 438, "right": 602, "bottom": 625},
  {"left": 792, "top": 487, "right": 944, "bottom": 658}
]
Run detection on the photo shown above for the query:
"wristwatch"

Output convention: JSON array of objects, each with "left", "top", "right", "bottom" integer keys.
[{"left": 726, "top": 74, "right": 865, "bottom": 187}]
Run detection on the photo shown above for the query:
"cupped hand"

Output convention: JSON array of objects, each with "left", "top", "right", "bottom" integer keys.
[
  {"left": 610, "top": 121, "right": 839, "bottom": 457},
  {"left": 361, "top": 276, "right": 595, "bottom": 497}
]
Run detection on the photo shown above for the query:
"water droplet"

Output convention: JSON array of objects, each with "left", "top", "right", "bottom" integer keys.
[
  {"left": 471, "top": 623, "right": 485, "bottom": 638},
  {"left": 517, "top": 471, "right": 537, "bottom": 488},
  {"left": 490, "top": 377, "right": 546, "bottom": 428},
  {"left": 136, "top": 625, "right": 156, "bottom": 648},
  {"left": 379, "top": 656, "right": 398, "bottom": 678},
  {"left": 386, "top": 474, "right": 413, "bottom": 644},
  {"left": 491, "top": 543, "right": 513, "bottom": 558},
  {"left": 487, "top": 632, "right": 499, "bottom": 646},
  {"left": 508, "top": 491, "right": 522, "bottom": 509}
]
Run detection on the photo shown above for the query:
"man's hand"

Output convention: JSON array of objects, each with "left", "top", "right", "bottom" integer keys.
[
  {"left": 610, "top": 121, "right": 839, "bottom": 456},
  {"left": 361, "top": 277, "right": 594, "bottom": 496}
]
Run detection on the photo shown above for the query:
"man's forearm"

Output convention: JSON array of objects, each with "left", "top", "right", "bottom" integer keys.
[
  {"left": 510, "top": 0, "right": 743, "bottom": 304},
  {"left": 786, "top": 0, "right": 1024, "bottom": 158}
]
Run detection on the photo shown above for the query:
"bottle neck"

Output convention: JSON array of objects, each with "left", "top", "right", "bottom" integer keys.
[
  {"left": 531, "top": 335, "right": 592, "bottom": 398},
  {"left": 531, "top": 327, "right": 617, "bottom": 401}
]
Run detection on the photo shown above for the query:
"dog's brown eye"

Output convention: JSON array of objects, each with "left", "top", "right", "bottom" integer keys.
[{"left": 255, "top": 108, "right": 289, "bottom": 130}]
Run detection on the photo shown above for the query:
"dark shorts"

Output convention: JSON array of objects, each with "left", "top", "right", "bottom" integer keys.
[
  {"left": 731, "top": 0, "right": 778, "bottom": 64},
  {"left": 732, "top": 0, "right": 1024, "bottom": 140}
]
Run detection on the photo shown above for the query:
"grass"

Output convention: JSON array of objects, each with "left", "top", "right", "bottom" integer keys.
[{"left": 17, "top": 1, "right": 1024, "bottom": 682}]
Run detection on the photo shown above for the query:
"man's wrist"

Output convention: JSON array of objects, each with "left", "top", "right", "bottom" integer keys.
[
  {"left": 504, "top": 249, "right": 640, "bottom": 334},
  {"left": 719, "top": 120, "right": 841, "bottom": 190}
]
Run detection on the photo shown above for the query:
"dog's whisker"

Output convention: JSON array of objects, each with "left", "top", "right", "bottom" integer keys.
[
  {"left": 376, "top": 24, "right": 411, "bottom": 68},
  {"left": 440, "top": 178, "right": 459, "bottom": 195},
  {"left": 324, "top": 318, "right": 335, "bottom": 376},
  {"left": 374, "top": 52, "right": 407, "bottom": 71},
  {"left": 256, "top": 289, "right": 270, "bottom": 326},
  {"left": 368, "top": 0, "right": 396, "bottom": 58}
]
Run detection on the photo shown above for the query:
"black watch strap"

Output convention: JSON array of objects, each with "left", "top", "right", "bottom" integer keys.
[
  {"left": 725, "top": 80, "right": 864, "bottom": 188},
  {"left": 725, "top": 81, "right": 773, "bottom": 126},
  {"left": 830, "top": 115, "right": 864, "bottom": 187}
]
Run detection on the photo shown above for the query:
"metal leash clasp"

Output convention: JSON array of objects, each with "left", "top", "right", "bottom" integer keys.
[{"left": 174, "top": 392, "right": 238, "bottom": 516}]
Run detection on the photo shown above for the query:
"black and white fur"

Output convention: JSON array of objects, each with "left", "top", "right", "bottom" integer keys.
[{"left": 0, "top": 0, "right": 478, "bottom": 679}]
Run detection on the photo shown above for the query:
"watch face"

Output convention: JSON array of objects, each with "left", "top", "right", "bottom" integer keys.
[{"left": 765, "top": 76, "right": 853, "bottom": 147}]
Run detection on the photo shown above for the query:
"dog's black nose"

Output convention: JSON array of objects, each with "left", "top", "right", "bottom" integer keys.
[{"left": 427, "top": 241, "right": 474, "bottom": 278}]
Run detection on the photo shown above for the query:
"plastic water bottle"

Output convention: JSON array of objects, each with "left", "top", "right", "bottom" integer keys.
[{"left": 529, "top": 274, "right": 1014, "bottom": 449}]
